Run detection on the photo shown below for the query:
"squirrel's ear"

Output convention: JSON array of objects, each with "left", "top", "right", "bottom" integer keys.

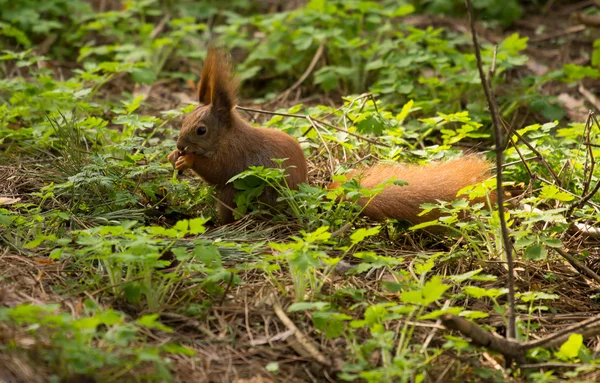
[
  {"left": 197, "top": 47, "right": 215, "bottom": 105},
  {"left": 209, "top": 46, "right": 238, "bottom": 115}
]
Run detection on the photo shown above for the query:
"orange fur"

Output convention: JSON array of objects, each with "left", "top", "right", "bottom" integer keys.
[
  {"left": 169, "top": 46, "right": 307, "bottom": 224},
  {"left": 327, "top": 155, "right": 493, "bottom": 224}
]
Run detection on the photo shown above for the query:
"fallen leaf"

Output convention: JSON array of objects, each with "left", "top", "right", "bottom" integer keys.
[
  {"left": 558, "top": 93, "right": 588, "bottom": 122},
  {"left": 234, "top": 376, "right": 275, "bottom": 383},
  {"left": 525, "top": 59, "right": 548, "bottom": 76},
  {"left": 0, "top": 197, "right": 21, "bottom": 205}
]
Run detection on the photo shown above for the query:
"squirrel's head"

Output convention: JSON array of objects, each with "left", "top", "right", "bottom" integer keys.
[{"left": 177, "top": 46, "right": 239, "bottom": 156}]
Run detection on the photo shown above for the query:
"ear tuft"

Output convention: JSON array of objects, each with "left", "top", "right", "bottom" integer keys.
[
  {"left": 197, "top": 47, "right": 215, "bottom": 105},
  {"left": 197, "top": 45, "right": 239, "bottom": 113}
]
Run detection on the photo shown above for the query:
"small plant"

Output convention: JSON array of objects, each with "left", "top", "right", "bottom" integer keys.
[{"left": 0, "top": 300, "right": 195, "bottom": 382}]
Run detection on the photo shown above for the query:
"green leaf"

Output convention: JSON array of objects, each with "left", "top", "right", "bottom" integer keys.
[
  {"left": 540, "top": 237, "right": 562, "bottom": 248},
  {"left": 525, "top": 243, "right": 547, "bottom": 261},
  {"left": 515, "top": 236, "right": 535, "bottom": 249},
  {"left": 449, "top": 268, "right": 483, "bottom": 283},
  {"left": 463, "top": 286, "right": 507, "bottom": 300},
  {"left": 189, "top": 217, "right": 208, "bottom": 235},
  {"left": 131, "top": 67, "right": 156, "bottom": 85},
  {"left": 350, "top": 226, "right": 380, "bottom": 244},
  {"left": 287, "top": 302, "right": 330, "bottom": 312},
  {"left": 563, "top": 64, "right": 600, "bottom": 81},
  {"left": 500, "top": 33, "right": 528, "bottom": 55},
  {"left": 356, "top": 114, "right": 386, "bottom": 135},
  {"left": 136, "top": 314, "right": 173, "bottom": 333},
  {"left": 555, "top": 333, "right": 583, "bottom": 360},
  {"left": 396, "top": 100, "right": 414, "bottom": 122},
  {"left": 539, "top": 185, "right": 574, "bottom": 202},
  {"left": 162, "top": 342, "right": 196, "bottom": 356},
  {"left": 306, "top": 0, "right": 325, "bottom": 12},
  {"left": 409, "top": 220, "right": 438, "bottom": 231},
  {"left": 303, "top": 226, "right": 331, "bottom": 243},
  {"left": 592, "top": 40, "right": 600, "bottom": 68},
  {"left": 418, "top": 307, "right": 461, "bottom": 320},
  {"left": 313, "top": 311, "right": 351, "bottom": 338},
  {"left": 400, "top": 276, "right": 450, "bottom": 306},
  {"left": 173, "top": 219, "right": 189, "bottom": 232}
]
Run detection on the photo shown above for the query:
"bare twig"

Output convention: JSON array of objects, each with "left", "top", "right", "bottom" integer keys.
[
  {"left": 465, "top": 0, "right": 516, "bottom": 340},
  {"left": 268, "top": 294, "right": 339, "bottom": 369},
  {"left": 567, "top": 112, "right": 600, "bottom": 219},
  {"left": 554, "top": 248, "right": 600, "bottom": 285},
  {"left": 440, "top": 314, "right": 524, "bottom": 362},
  {"left": 579, "top": 84, "right": 600, "bottom": 111},
  {"left": 523, "top": 313, "right": 600, "bottom": 350},
  {"left": 151, "top": 14, "right": 171, "bottom": 38},
  {"left": 213, "top": 194, "right": 245, "bottom": 220},
  {"left": 330, "top": 223, "right": 352, "bottom": 238},
  {"left": 442, "top": 312, "right": 600, "bottom": 364},
  {"left": 307, "top": 116, "right": 335, "bottom": 176},
  {"left": 268, "top": 42, "right": 325, "bottom": 105},
  {"left": 497, "top": 156, "right": 539, "bottom": 170},
  {"left": 235, "top": 105, "right": 391, "bottom": 147},
  {"left": 582, "top": 112, "right": 595, "bottom": 196},
  {"left": 500, "top": 117, "right": 561, "bottom": 185}
]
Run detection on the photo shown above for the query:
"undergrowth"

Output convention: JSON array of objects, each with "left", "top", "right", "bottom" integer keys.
[{"left": 2, "top": 0, "right": 600, "bottom": 382}]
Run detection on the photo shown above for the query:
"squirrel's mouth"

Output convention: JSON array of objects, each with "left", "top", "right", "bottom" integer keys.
[{"left": 182, "top": 146, "right": 208, "bottom": 156}]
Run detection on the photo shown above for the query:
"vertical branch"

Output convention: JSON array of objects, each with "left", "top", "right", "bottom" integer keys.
[{"left": 464, "top": 0, "right": 516, "bottom": 341}]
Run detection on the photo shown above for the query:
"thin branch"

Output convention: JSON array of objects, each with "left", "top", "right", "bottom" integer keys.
[
  {"left": 235, "top": 105, "right": 391, "bottom": 147},
  {"left": 523, "top": 312, "right": 600, "bottom": 350},
  {"left": 268, "top": 294, "right": 339, "bottom": 369},
  {"left": 465, "top": 0, "right": 516, "bottom": 340},
  {"left": 268, "top": 42, "right": 325, "bottom": 105},
  {"left": 554, "top": 248, "right": 600, "bottom": 285},
  {"left": 307, "top": 115, "right": 335, "bottom": 176},
  {"left": 440, "top": 314, "right": 524, "bottom": 362},
  {"left": 500, "top": 117, "right": 561, "bottom": 185},
  {"left": 582, "top": 112, "right": 594, "bottom": 196}
]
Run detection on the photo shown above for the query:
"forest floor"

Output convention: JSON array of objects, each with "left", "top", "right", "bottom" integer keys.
[{"left": 3, "top": 0, "right": 600, "bottom": 382}]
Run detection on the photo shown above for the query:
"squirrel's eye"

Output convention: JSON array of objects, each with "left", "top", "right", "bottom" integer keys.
[{"left": 196, "top": 126, "right": 207, "bottom": 136}]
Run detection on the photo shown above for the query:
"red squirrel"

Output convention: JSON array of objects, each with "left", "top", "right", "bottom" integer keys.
[
  {"left": 169, "top": 47, "right": 492, "bottom": 225},
  {"left": 168, "top": 46, "right": 308, "bottom": 224}
]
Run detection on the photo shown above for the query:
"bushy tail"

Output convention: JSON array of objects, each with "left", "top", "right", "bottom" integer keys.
[{"left": 329, "top": 155, "right": 493, "bottom": 223}]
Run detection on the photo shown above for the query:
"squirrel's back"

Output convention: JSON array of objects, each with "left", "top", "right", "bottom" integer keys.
[{"left": 329, "top": 155, "right": 493, "bottom": 223}]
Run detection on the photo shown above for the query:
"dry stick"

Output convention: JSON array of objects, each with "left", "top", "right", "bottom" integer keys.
[
  {"left": 235, "top": 105, "right": 391, "bottom": 147},
  {"left": 268, "top": 42, "right": 325, "bottom": 105},
  {"left": 580, "top": 112, "right": 594, "bottom": 197},
  {"left": 498, "top": 156, "right": 539, "bottom": 170},
  {"left": 307, "top": 115, "right": 335, "bottom": 177},
  {"left": 500, "top": 117, "right": 562, "bottom": 186},
  {"left": 212, "top": 194, "right": 245, "bottom": 220},
  {"left": 579, "top": 84, "right": 600, "bottom": 112},
  {"left": 465, "top": 0, "right": 516, "bottom": 340},
  {"left": 567, "top": 175, "right": 600, "bottom": 219},
  {"left": 268, "top": 294, "right": 336, "bottom": 368},
  {"left": 505, "top": 135, "right": 536, "bottom": 180},
  {"left": 567, "top": 112, "right": 600, "bottom": 220},
  {"left": 440, "top": 314, "right": 524, "bottom": 362},
  {"left": 522, "top": 312, "right": 600, "bottom": 350},
  {"left": 554, "top": 248, "right": 600, "bottom": 285},
  {"left": 442, "top": 312, "right": 600, "bottom": 364},
  {"left": 421, "top": 300, "right": 452, "bottom": 353}
]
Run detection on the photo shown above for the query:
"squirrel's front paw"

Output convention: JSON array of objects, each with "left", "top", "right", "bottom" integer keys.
[
  {"left": 167, "top": 149, "right": 181, "bottom": 168},
  {"left": 175, "top": 154, "right": 193, "bottom": 171}
]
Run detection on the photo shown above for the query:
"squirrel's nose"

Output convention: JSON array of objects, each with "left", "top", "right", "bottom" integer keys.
[{"left": 176, "top": 142, "right": 186, "bottom": 152}]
